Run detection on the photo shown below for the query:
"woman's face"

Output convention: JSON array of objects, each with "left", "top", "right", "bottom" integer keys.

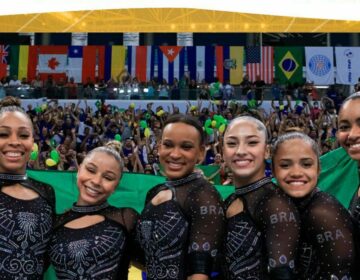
[
  {"left": 158, "top": 122, "right": 204, "bottom": 180},
  {"left": 337, "top": 99, "right": 360, "bottom": 161},
  {"left": 273, "top": 138, "right": 319, "bottom": 198},
  {"left": 0, "top": 112, "right": 33, "bottom": 174},
  {"left": 77, "top": 151, "right": 121, "bottom": 206},
  {"left": 223, "top": 119, "right": 268, "bottom": 186}
]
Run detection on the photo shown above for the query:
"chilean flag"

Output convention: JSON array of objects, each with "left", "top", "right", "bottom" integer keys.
[
  {"left": 37, "top": 46, "right": 68, "bottom": 81},
  {"left": 156, "top": 46, "right": 184, "bottom": 84}
]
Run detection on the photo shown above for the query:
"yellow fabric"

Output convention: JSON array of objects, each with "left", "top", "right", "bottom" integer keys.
[
  {"left": 229, "top": 46, "right": 243, "bottom": 84},
  {"left": 129, "top": 266, "right": 143, "bottom": 280},
  {"left": 18, "top": 45, "right": 29, "bottom": 80},
  {"left": 111, "top": 45, "right": 127, "bottom": 80}
]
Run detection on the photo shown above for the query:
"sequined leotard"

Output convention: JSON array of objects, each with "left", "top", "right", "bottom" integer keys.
[
  {"left": 222, "top": 177, "right": 300, "bottom": 279},
  {"left": 49, "top": 203, "right": 138, "bottom": 280},
  {"left": 294, "top": 189, "right": 355, "bottom": 279},
  {"left": 0, "top": 176, "right": 55, "bottom": 279},
  {"left": 137, "top": 173, "right": 225, "bottom": 280}
]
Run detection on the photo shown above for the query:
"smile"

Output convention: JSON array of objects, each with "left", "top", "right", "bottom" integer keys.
[
  {"left": 85, "top": 186, "right": 102, "bottom": 195},
  {"left": 233, "top": 159, "right": 251, "bottom": 167},
  {"left": 287, "top": 181, "right": 307, "bottom": 186}
]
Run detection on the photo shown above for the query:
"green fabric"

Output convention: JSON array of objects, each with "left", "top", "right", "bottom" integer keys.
[
  {"left": 274, "top": 47, "right": 304, "bottom": 85},
  {"left": 318, "top": 147, "right": 359, "bottom": 208},
  {"left": 9, "top": 45, "right": 19, "bottom": 77},
  {"left": 27, "top": 170, "right": 234, "bottom": 280}
]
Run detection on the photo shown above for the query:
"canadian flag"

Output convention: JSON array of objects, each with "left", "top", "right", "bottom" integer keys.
[{"left": 37, "top": 46, "right": 68, "bottom": 81}]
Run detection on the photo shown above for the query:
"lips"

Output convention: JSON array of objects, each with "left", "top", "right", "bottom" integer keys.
[
  {"left": 166, "top": 161, "right": 184, "bottom": 170},
  {"left": 84, "top": 186, "right": 102, "bottom": 197},
  {"left": 232, "top": 159, "right": 252, "bottom": 168},
  {"left": 286, "top": 180, "right": 307, "bottom": 186},
  {"left": 3, "top": 151, "right": 24, "bottom": 160},
  {"left": 348, "top": 142, "right": 360, "bottom": 152}
]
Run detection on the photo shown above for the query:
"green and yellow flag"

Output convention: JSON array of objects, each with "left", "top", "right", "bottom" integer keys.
[{"left": 274, "top": 47, "right": 304, "bottom": 85}]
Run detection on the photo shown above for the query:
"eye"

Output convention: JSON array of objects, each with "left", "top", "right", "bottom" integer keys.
[
  {"left": 181, "top": 144, "right": 194, "bottom": 150},
  {"left": 279, "top": 163, "right": 290, "bottom": 169},
  {"left": 104, "top": 176, "right": 115, "bottom": 181},
  {"left": 338, "top": 124, "right": 350, "bottom": 131},
  {"left": 225, "top": 141, "right": 236, "bottom": 147},
  {"left": 248, "top": 141, "right": 259, "bottom": 146},
  {"left": 86, "top": 167, "right": 96, "bottom": 173},
  {"left": 20, "top": 133, "right": 30, "bottom": 139},
  {"left": 0, "top": 132, "right": 8, "bottom": 137}
]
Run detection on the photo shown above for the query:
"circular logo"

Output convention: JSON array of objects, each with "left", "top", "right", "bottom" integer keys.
[
  {"left": 344, "top": 49, "right": 353, "bottom": 58},
  {"left": 309, "top": 55, "right": 332, "bottom": 76},
  {"left": 282, "top": 58, "right": 296, "bottom": 72}
]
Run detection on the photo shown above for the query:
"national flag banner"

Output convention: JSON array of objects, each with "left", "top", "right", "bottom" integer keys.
[
  {"left": 274, "top": 47, "right": 304, "bottom": 84},
  {"left": 335, "top": 47, "right": 360, "bottom": 85},
  {"left": 0, "top": 45, "right": 9, "bottom": 78},
  {"left": 0, "top": 45, "right": 9, "bottom": 64},
  {"left": 126, "top": 46, "right": 155, "bottom": 83},
  {"left": 157, "top": 46, "right": 184, "bottom": 84},
  {"left": 215, "top": 46, "right": 244, "bottom": 84},
  {"left": 104, "top": 45, "right": 127, "bottom": 82},
  {"left": 67, "top": 46, "right": 83, "bottom": 83},
  {"left": 38, "top": 46, "right": 68, "bottom": 81},
  {"left": 187, "top": 46, "right": 215, "bottom": 83},
  {"left": 82, "top": 46, "right": 105, "bottom": 83},
  {"left": 9, "top": 45, "right": 37, "bottom": 81},
  {"left": 305, "top": 47, "right": 334, "bottom": 85},
  {"left": 246, "top": 46, "right": 274, "bottom": 84}
]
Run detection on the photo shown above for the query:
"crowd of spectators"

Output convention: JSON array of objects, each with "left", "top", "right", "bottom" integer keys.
[
  {"left": 1, "top": 71, "right": 353, "bottom": 101},
  {"left": 23, "top": 80, "right": 347, "bottom": 186}
]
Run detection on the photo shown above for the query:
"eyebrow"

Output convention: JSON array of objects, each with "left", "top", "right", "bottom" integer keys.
[{"left": 0, "top": 125, "right": 31, "bottom": 129}]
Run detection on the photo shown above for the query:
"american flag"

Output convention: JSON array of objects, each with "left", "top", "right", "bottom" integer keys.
[
  {"left": 0, "top": 45, "right": 9, "bottom": 64},
  {"left": 246, "top": 46, "right": 274, "bottom": 84}
]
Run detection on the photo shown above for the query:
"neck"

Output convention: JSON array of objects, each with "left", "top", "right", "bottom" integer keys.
[{"left": 234, "top": 173, "right": 265, "bottom": 189}]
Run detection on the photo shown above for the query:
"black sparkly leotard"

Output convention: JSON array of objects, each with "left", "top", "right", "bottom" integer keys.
[
  {"left": 222, "top": 177, "right": 300, "bottom": 280},
  {"left": 137, "top": 173, "right": 225, "bottom": 280},
  {"left": 49, "top": 203, "right": 138, "bottom": 280},
  {"left": 294, "top": 189, "right": 355, "bottom": 279},
  {"left": 0, "top": 176, "right": 55, "bottom": 279}
]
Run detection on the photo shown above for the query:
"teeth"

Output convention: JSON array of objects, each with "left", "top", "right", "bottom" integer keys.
[
  {"left": 350, "top": 143, "right": 360, "bottom": 149},
  {"left": 5, "top": 152, "right": 21, "bottom": 157},
  {"left": 86, "top": 187, "right": 100, "bottom": 195},
  {"left": 289, "top": 181, "right": 305, "bottom": 186},
  {"left": 234, "top": 160, "right": 251, "bottom": 166}
]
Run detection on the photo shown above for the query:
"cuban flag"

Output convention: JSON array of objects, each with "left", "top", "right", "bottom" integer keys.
[
  {"left": 156, "top": 46, "right": 185, "bottom": 84},
  {"left": 126, "top": 46, "right": 155, "bottom": 83},
  {"left": 187, "top": 46, "right": 215, "bottom": 83},
  {"left": 67, "top": 46, "right": 83, "bottom": 83},
  {"left": 305, "top": 47, "right": 334, "bottom": 85}
]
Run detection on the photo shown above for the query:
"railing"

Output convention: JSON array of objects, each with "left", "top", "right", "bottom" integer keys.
[{"left": 0, "top": 84, "right": 351, "bottom": 100}]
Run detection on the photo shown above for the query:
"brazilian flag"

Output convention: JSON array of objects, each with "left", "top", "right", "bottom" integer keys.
[{"left": 274, "top": 47, "right": 304, "bottom": 84}]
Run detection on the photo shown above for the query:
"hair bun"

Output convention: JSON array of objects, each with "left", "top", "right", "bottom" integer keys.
[
  {"left": 0, "top": 96, "right": 22, "bottom": 108},
  {"left": 105, "top": 140, "right": 122, "bottom": 155}
]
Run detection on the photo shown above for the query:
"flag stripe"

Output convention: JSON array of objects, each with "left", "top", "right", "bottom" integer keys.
[
  {"left": 205, "top": 46, "right": 215, "bottom": 83},
  {"left": 27, "top": 46, "right": 37, "bottom": 81},
  {"left": 196, "top": 46, "right": 205, "bottom": 82},
  {"left": 82, "top": 46, "right": 97, "bottom": 83},
  {"left": 135, "top": 46, "right": 147, "bottom": 82},
  {"left": 179, "top": 49, "right": 185, "bottom": 81},
  {"left": 216, "top": 46, "right": 224, "bottom": 83},
  {"left": 111, "top": 46, "right": 126, "bottom": 81},
  {"left": 97, "top": 46, "right": 105, "bottom": 81},
  {"left": 9, "top": 45, "right": 19, "bottom": 77},
  {"left": 230, "top": 46, "right": 243, "bottom": 84},
  {"left": 246, "top": 46, "right": 274, "bottom": 84},
  {"left": 18, "top": 45, "right": 29, "bottom": 80},
  {"left": 223, "top": 46, "right": 230, "bottom": 83},
  {"left": 187, "top": 46, "right": 196, "bottom": 81},
  {"left": 150, "top": 46, "right": 155, "bottom": 80},
  {"left": 104, "top": 46, "right": 112, "bottom": 81}
]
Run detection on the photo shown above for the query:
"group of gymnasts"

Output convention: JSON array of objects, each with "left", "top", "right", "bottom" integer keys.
[{"left": 0, "top": 93, "right": 359, "bottom": 279}]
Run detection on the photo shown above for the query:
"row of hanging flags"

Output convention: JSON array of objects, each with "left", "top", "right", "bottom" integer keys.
[{"left": 0, "top": 45, "right": 359, "bottom": 85}]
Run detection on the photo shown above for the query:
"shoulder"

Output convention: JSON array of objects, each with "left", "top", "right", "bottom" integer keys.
[{"left": 25, "top": 177, "right": 56, "bottom": 208}]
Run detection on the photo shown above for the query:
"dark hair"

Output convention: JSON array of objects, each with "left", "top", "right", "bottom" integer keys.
[
  {"left": 0, "top": 96, "right": 33, "bottom": 129},
  {"left": 86, "top": 140, "right": 124, "bottom": 175},
  {"left": 163, "top": 114, "right": 205, "bottom": 146},
  {"left": 271, "top": 132, "right": 320, "bottom": 169},
  {"left": 339, "top": 92, "right": 360, "bottom": 113}
]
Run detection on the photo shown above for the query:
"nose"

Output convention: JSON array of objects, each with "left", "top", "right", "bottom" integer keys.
[
  {"left": 289, "top": 165, "right": 303, "bottom": 177},
  {"left": 91, "top": 173, "right": 102, "bottom": 187},
  {"left": 235, "top": 143, "right": 247, "bottom": 156},
  {"left": 9, "top": 133, "right": 20, "bottom": 146},
  {"left": 169, "top": 147, "right": 181, "bottom": 159},
  {"left": 348, "top": 125, "right": 360, "bottom": 142}
]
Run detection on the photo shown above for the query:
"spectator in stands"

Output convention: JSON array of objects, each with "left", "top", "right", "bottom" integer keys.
[
  {"left": 0, "top": 96, "right": 55, "bottom": 278},
  {"left": 170, "top": 77, "right": 180, "bottom": 100},
  {"left": 240, "top": 74, "right": 252, "bottom": 99},
  {"left": 8, "top": 74, "right": 21, "bottom": 87},
  {"left": 223, "top": 79, "right": 235, "bottom": 100},
  {"left": 31, "top": 74, "right": 43, "bottom": 98},
  {"left": 45, "top": 75, "right": 56, "bottom": 98},
  {"left": 83, "top": 77, "right": 95, "bottom": 98},
  {"left": 254, "top": 75, "right": 266, "bottom": 101},
  {"left": 66, "top": 77, "right": 78, "bottom": 99},
  {"left": 49, "top": 140, "right": 139, "bottom": 280},
  {"left": 158, "top": 78, "right": 170, "bottom": 100}
]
